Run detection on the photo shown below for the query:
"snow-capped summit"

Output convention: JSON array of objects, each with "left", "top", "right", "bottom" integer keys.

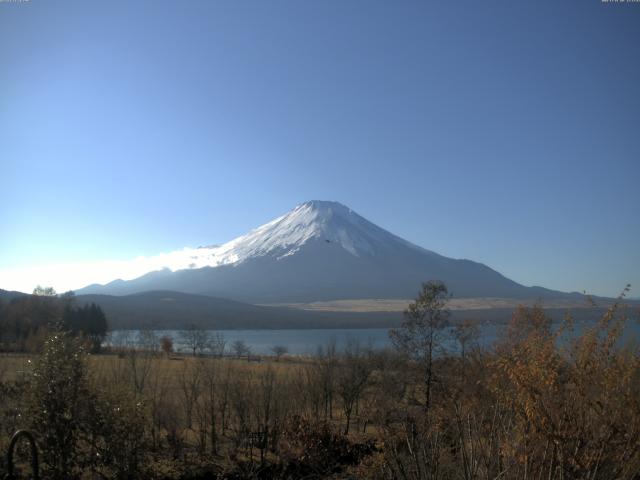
[
  {"left": 156, "top": 201, "right": 427, "bottom": 272},
  {"left": 77, "top": 201, "right": 567, "bottom": 303},
  {"left": 214, "top": 200, "right": 424, "bottom": 260},
  {"left": 211, "top": 200, "right": 370, "bottom": 262}
]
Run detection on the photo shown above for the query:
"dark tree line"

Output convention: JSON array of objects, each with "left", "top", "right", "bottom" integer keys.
[
  {"left": 0, "top": 291, "right": 108, "bottom": 352},
  {"left": 62, "top": 302, "right": 108, "bottom": 352}
]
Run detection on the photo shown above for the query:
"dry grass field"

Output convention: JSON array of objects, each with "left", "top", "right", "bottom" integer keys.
[
  {"left": 1, "top": 298, "right": 639, "bottom": 479},
  {"left": 267, "top": 296, "right": 610, "bottom": 312}
]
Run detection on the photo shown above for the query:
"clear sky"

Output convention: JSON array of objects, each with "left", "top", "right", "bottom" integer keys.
[{"left": 1, "top": 0, "right": 639, "bottom": 297}]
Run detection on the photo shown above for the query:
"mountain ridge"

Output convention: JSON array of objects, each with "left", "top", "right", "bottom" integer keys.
[{"left": 76, "top": 201, "right": 584, "bottom": 303}]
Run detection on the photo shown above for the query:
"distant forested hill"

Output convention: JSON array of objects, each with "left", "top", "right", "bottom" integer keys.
[
  {"left": 0, "top": 289, "right": 28, "bottom": 301},
  {"left": 76, "top": 290, "right": 400, "bottom": 330},
  {"left": 75, "top": 290, "right": 621, "bottom": 330}
]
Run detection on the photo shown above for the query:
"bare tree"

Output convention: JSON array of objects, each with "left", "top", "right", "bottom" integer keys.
[
  {"left": 123, "top": 328, "right": 158, "bottom": 393},
  {"left": 137, "top": 329, "right": 159, "bottom": 354},
  {"left": 314, "top": 338, "right": 338, "bottom": 420},
  {"left": 232, "top": 339, "right": 250, "bottom": 359},
  {"left": 198, "top": 358, "right": 223, "bottom": 454},
  {"left": 296, "top": 362, "right": 323, "bottom": 419},
  {"left": 179, "top": 324, "right": 211, "bottom": 356},
  {"left": 145, "top": 359, "right": 173, "bottom": 451},
  {"left": 256, "top": 367, "right": 276, "bottom": 463},
  {"left": 106, "top": 329, "right": 131, "bottom": 354},
  {"left": 389, "top": 280, "right": 450, "bottom": 412},
  {"left": 270, "top": 345, "right": 288, "bottom": 361},
  {"left": 218, "top": 363, "right": 233, "bottom": 433},
  {"left": 210, "top": 332, "right": 226, "bottom": 357},
  {"left": 361, "top": 349, "right": 408, "bottom": 433},
  {"left": 229, "top": 371, "right": 254, "bottom": 452},
  {"left": 179, "top": 360, "right": 202, "bottom": 430},
  {"left": 453, "top": 319, "right": 479, "bottom": 364},
  {"left": 336, "top": 339, "right": 373, "bottom": 434}
]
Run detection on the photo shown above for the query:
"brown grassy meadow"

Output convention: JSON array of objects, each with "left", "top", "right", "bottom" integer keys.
[{"left": 1, "top": 295, "right": 639, "bottom": 479}]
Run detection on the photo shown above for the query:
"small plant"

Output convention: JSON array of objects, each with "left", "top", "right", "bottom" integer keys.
[{"left": 160, "top": 335, "right": 174, "bottom": 356}]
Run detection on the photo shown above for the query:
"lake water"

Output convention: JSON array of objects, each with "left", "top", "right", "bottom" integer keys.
[{"left": 108, "top": 320, "right": 640, "bottom": 356}]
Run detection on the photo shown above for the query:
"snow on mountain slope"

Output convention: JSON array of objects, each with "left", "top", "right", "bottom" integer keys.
[
  {"left": 77, "top": 201, "right": 576, "bottom": 302},
  {"left": 147, "top": 201, "right": 434, "bottom": 271}
]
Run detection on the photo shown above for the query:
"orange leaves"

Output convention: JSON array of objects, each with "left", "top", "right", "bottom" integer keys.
[{"left": 486, "top": 300, "right": 640, "bottom": 477}]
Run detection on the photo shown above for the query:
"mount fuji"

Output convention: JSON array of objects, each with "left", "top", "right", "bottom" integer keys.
[{"left": 77, "top": 201, "right": 574, "bottom": 303}]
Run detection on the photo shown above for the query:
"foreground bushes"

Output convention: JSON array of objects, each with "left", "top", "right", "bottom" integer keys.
[
  {"left": 23, "top": 332, "right": 149, "bottom": 479},
  {"left": 0, "top": 293, "right": 638, "bottom": 479},
  {"left": 380, "top": 299, "right": 640, "bottom": 480}
]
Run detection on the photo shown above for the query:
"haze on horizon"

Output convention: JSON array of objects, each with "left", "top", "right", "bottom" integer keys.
[{"left": 1, "top": 1, "right": 639, "bottom": 298}]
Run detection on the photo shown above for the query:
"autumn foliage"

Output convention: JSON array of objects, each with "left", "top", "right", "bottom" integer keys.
[{"left": 0, "top": 285, "right": 638, "bottom": 479}]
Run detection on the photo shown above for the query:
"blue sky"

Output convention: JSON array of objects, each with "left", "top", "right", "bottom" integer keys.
[{"left": 1, "top": 0, "right": 639, "bottom": 297}]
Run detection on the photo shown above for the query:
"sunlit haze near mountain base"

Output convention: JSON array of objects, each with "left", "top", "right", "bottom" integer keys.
[{"left": 0, "top": 254, "right": 188, "bottom": 294}]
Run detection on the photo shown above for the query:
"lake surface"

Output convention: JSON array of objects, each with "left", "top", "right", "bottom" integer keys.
[{"left": 108, "top": 320, "right": 640, "bottom": 356}]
